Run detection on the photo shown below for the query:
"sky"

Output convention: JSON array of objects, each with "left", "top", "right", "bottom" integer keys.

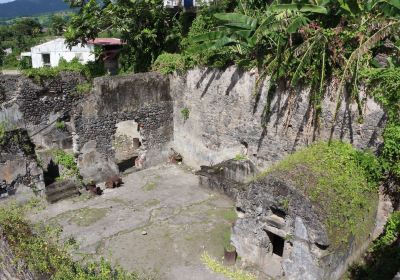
[{"left": 0, "top": 0, "right": 14, "bottom": 3}]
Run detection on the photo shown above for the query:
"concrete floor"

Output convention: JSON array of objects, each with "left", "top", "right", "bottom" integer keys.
[{"left": 31, "top": 165, "right": 235, "bottom": 280}]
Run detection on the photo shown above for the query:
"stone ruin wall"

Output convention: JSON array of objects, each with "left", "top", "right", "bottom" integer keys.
[
  {"left": 0, "top": 72, "right": 175, "bottom": 190},
  {"left": 0, "top": 68, "right": 387, "bottom": 279},
  {"left": 0, "top": 67, "right": 386, "bottom": 189},
  {"left": 73, "top": 73, "right": 174, "bottom": 182},
  {"left": 170, "top": 67, "right": 386, "bottom": 170}
]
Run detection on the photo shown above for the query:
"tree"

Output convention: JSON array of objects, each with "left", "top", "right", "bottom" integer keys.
[
  {"left": 50, "top": 14, "right": 67, "bottom": 36},
  {"left": 12, "top": 18, "right": 42, "bottom": 37},
  {"left": 64, "top": 0, "right": 182, "bottom": 72}
]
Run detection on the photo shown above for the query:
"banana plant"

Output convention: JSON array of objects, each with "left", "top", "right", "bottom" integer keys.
[{"left": 187, "top": 2, "right": 328, "bottom": 54}]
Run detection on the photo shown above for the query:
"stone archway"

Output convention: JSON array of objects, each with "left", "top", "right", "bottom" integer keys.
[{"left": 113, "top": 120, "right": 142, "bottom": 172}]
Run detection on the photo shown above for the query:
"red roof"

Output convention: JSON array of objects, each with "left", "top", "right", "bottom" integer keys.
[{"left": 88, "top": 38, "right": 124, "bottom": 46}]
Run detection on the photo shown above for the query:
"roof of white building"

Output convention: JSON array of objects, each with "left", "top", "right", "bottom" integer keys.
[{"left": 30, "top": 38, "right": 93, "bottom": 54}]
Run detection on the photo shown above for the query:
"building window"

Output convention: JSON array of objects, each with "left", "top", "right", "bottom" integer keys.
[{"left": 42, "top": 53, "right": 50, "bottom": 67}]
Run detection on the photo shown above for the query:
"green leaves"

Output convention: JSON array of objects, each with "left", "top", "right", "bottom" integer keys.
[
  {"left": 269, "top": 3, "right": 328, "bottom": 14},
  {"left": 214, "top": 13, "right": 258, "bottom": 30}
]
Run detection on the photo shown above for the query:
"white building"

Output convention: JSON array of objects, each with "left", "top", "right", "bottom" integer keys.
[
  {"left": 21, "top": 38, "right": 95, "bottom": 68},
  {"left": 164, "top": 0, "right": 212, "bottom": 9}
]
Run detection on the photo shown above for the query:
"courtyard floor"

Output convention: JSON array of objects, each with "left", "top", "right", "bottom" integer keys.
[{"left": 30, "top": 165, "right": 235, "bottom": 280}]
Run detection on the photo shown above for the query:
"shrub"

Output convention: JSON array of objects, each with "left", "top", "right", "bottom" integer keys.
[
  {"left": 23, "top": 58, "right": 105, "bottom": 83},
  {"left": 52, "top": 149, "right": 81, "bottom": 182},
  {"left": 152, "top": 53, "right": 186, "bottom": 74}
]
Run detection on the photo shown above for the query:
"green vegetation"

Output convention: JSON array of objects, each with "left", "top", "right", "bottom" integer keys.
[
  {"left": 65, "top": 0, "right": 183, "bottom": 73},
  {"left": 201, "top": 251, "right": 256, "bottom": 280},
  {"left": 361, "top": 68, "right": 400, "bottom": 203},
  {"left": 234, "top": 154, "right": 247, "bottom": 161},
  {"left": 23, "top": 58, "right": 105, "bottom": 83},
  {"left": 0, "top": 121, "right": 6, "bottom": 145},
  {"left": 56, "top": 207, "right": 109, "bottom": 227},
  {"left": 221, "top": 208, "right": 238, "bottom": 223},
  {"left": 0, "top": 127, "right": 35, "bottom": 155},
  {"left": 348, "top": 211, "right": 400, "bottom": 280},
  {"left": 0, "top": 17, "right": 61, "bottom": 70},
  {"left": 0, "top": 203, "right": 147, "bottom": 280},
  {"left": 52, "top": 149, "right": 81, "bottom": 182},
  {"left": 262, "top": 141, "right": 380, "bottom": 250},
  {"left": 152, "top": 53, "right": 185, "bottom": 74},
  {"left": 75, "top": 81, "right": 93, "bottom": 94},
  {"left": 180, "top": 107, "right": 190, "bottom": 121},
  {"left": 142, "top": 182, "right": 158, "bottom": 192},
  {"left": 55, "top": 121, "right": 66, "bottom": 130}
]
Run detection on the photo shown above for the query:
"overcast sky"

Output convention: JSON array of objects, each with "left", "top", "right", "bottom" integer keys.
[{"left": 0, "top": 0, "right": 14, "bottom": 3}]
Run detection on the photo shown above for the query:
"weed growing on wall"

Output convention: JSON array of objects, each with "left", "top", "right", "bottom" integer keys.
[
  {"left": 234, "top": 154, "right": 247, "bottom": 161},
  {"left": 55, "top": 121, "right": 66, "bottom": 130},
  {"left": 75, "top": 81, "right": 92, "bottom": 94},
  {"left": 181, "top": 107, "right": 190, "bottom": 121},
  {"left": 0, "top": 121, "right": 6, "bottom": 145}
]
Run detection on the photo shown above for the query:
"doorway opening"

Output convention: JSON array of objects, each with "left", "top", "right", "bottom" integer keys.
[
  {"left": 267, "top": 231, "right": 285, "bottom": 257},
  {"left": 44, "top": 159, "right": 60, "bottom": 186}
]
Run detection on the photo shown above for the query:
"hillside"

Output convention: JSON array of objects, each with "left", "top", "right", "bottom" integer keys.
[{"left": 0, "top": 0, "right": 69, "bottom": 18}]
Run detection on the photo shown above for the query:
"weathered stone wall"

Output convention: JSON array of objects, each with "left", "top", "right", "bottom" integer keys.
[
  {"left": 0, "top": 130, "right": 44, "bottom": 202},
  {"left": 170, "top": 67, "right": 386, "bottom": 169},
  {"left": 0, "top": 73, "right": 85, "bottom": 201},
  {"left": 73, "top": 73, "right": 174, "bottom": 182},
  {"left": 198, "top": 159, "right": 383, "bottom": 280},
  {"left": 0, "top": 73, "right": 85, "bottom": 150}
]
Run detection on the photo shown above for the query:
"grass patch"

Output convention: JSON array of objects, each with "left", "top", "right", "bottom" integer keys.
[
  {"left": 68, "top": 207, "right": 109, "bottom": 227},
  {"left": 143, "top": 199, "right": 161, "bottom": 208},
  {"left": 260, "top": 141, "right": 380, "bottom": 251},
  {"left": 201, "top": 251, "right": 256, "bottom": 280},
  {"left": 209, "top": 222, "right": 232, "bottom": 251},
  {"left": 142, "top": 182, "right": 157, "bottom": 192},
  {"left": 207, "top": 208, "right": 238, "bottom": 223},
  {"left": 0, "top": 203, "right": 144, "bottom": 279}
]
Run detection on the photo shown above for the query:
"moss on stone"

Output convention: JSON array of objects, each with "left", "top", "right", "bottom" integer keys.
[
  {"left": 142, "top": 182, "right": 157, "bottom": 192},
  {"left": 54, "top": 207, "right": 109, "bottom": 227},
  {"left": 262, "top": 141, "right": 379, "bottom": 251}
]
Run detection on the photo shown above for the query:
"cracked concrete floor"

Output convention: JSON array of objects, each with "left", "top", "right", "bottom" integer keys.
[{"left": 31, "top": 165, "right": 234, "bottom": 280}]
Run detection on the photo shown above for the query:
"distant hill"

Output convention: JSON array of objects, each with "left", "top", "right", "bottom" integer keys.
[{"left": 0, "top": 0, "right": 69, "bottom": 18}]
